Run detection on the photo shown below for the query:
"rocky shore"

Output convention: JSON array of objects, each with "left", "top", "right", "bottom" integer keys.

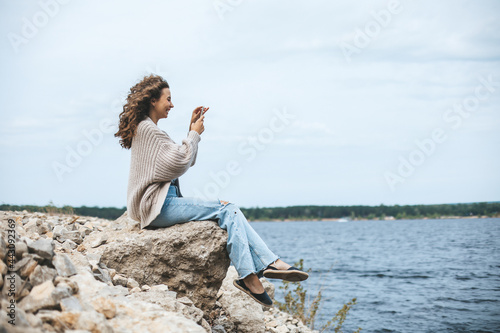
[{"left": 0, "top": 210, "right": 318, "bottom": 333}]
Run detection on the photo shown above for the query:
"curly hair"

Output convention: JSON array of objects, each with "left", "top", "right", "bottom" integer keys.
[{"left": 115, "top": 74, "right": 170, "bottom": 149}]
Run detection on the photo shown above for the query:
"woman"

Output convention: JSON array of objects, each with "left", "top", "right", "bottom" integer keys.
[{"left": 115, "top": 74, "right": 308, "bottom": 307}]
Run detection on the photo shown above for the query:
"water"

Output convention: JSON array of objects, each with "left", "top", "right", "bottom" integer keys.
[{"left": 251, "top": 218, "right": 500, "bottom": 333}]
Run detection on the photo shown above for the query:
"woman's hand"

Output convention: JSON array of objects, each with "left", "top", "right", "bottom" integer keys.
[
  {"left": 191, "top": 114, "right": 205, "bottom": 135},
  {"left": 189, "top": 106, "right": 209, "bottom": 131}
]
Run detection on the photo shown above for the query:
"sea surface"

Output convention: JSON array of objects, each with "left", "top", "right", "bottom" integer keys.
[{"left": 251, "top": 218, "right": 500, "bottom": 333}]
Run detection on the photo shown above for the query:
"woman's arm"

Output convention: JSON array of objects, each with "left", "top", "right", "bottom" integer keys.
[{"left": 154, "top": 131, "right": 201, "bottom": 181}]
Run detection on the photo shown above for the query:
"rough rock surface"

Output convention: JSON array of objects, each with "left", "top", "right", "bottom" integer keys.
[
  {"left": 0, "top": 210, "right": 319, "bottom": 333},
  {"left": 83, "top": 211, "right": 231, "bottom": 314}
]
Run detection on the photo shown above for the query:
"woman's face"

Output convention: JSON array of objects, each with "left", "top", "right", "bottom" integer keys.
[{"left": 150, "top": 88, "right": 174, "bottom": 121}]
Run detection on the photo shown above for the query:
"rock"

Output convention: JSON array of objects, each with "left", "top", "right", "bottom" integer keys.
[
  {"left": 112, "top": 274, "right": 128, "bottom": 287},
  {"left": 2, "top": 273, "right": 23, "bottom": 298},
  {"left": 19, "top": 258, "right": 39, "bottom": 278},
  {"left": 1, "top": 210, "right": 309, "bottom": 333},
  {"left": 86, "top": 253, "right": 101, "bottom": 266},
  {"left": 216, "top": 266, "right": 266, "bottom": 333},
  {"left": 276, "top": 325, "right": 289, "bottom": 333},
  {"left": 85, "top": 217, "right": 230, "bottom": 314},
  {"left": 93, "top": 265, "right": 111, "bottom": 282},
  {"left": 130, "top": 286, "right": 142, "bottom": 293},
  {"left": 0, "top": 260, "right": 7, "bottom": 275},
  {"left": 90, "top": 234, "right": 108, "bottom": 248},
  {"left": 63, "top": 230, "right": 84, "bottom": 245},
  {"left": 60, "top": 296, "right": 84, "bottom": 312},
  {"left": 52, "top": 253, "right": 78, "bottom": 277},
  {"left": 177, "top": 296, "right": 194, "bottom": 306},
  {"left": 15, "top": 241, "right": 28, "bottom": 260},
  {"left": 211, "top": 324, "right": 226, "bottom": 333},
  {"left": 74, "top": 310, "right": 113, "bottom": 333},
  {"left": 150, "top": 284, "right": 169, "bottom": 292},
  {"left": 91, "top": 297, "right": 117, "bottom": 319},
  {"left": 27, "top": 238, "right": 54, "bottom": 260},
  {"left": 127, "top": 278, "right": 139, "bottom": 289},
  {"left": 127, "top": 288, "right": 178, "bottom": 312},
  {"left": 54, "top": 276, "right": 79, "bottom": 294},
  {"left": 18, "top": 280, "right": 64, "bottom": 313},
  {"left": 211, "top": 315, "right": 235, "bottom": 333},
  {"left": 0, "top": 236, "right": 7, "bottom": 261},
  {"left": 62, "top": 239, "right": 78, "bottom": 251},
  {"left": 29, "top": 265, "right": 57, "bottom": 286}
]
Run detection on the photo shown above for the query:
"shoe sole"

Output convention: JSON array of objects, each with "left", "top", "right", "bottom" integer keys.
[
  {"left": 263, "top": 270, "right": 309, "bottom": 282},
  {"left": 232, "top": 280, "right": 273, "bottom": 307}
]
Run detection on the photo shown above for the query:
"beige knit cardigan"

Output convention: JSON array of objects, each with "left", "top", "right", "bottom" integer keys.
[{"left": 126, "top": 116, "right": 201, "bottom": 229}]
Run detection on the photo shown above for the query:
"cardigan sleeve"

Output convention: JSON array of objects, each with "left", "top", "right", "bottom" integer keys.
[{"left": 154, "top": 130, "right": 201, "bottom": 181}]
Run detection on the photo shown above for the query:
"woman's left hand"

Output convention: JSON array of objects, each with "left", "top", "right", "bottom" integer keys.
[{"left": 190, "top": 106, "right": 209, "bottom": 131}]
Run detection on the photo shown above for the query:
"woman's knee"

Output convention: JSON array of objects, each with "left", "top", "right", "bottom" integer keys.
[{"left": 223, "top": 202, "right": 240, "bottom": 213}]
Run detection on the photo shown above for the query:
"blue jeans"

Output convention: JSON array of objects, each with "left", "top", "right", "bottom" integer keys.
[{"left": 147, "top": 182, "right": 280, "bottom": 279}]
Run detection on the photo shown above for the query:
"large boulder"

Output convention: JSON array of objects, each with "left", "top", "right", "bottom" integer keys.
[{"left": 83, "top": 212, "right": 231, "bottom": 314}]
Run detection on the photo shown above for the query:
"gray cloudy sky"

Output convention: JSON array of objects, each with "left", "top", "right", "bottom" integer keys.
[{"left": 1, "top": 0, "right": 499, "bottom": 209}]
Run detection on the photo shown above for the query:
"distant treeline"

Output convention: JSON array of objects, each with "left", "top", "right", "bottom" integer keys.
[
  {"left": 1, "top": 202, "right": 499, "bottom": 221},
  {"left": 0, "top": 203, "right": 126, "bottom": 220},
  {"left": 240, "top": 202, "right": 500, "bottom": 221}
]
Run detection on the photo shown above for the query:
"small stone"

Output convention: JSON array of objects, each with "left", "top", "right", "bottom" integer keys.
[
  {"left": 126, "top": 277, "right": 139, "bottom": 289},
  {"left": 112, "top": 274, "right": 128, "bottom": 287},
  {"left": 0, "top": 260, "right": 7, "bottom": 275},
  {"left": 19, "top": 257, "right": 39, "bottom": 278},
  {"left": 90, "top": 234, "right": 108, "bottom": 248},
  {"left": 276, "top": 326, "right": 288, "bottom": 333},
  {"left": 86, "top": 253, "right": 101, "bottom": 266},
  {"left": 150, "top": 284, "right": 169, "bottom": 292},
  {"left": 74, "top": 310, "right": 113, "bottom": 332},
  {"left": 18, "top": 280, "right": 60, "bottom": 313},
  {"left": 77, "top": 243, "right": 86, "bottom": 252},
  {"left": 52, "top": 253, "right": 78, "bottom": 277},
  {"left": 37, "top": 309, "right": 74, "bottom": 332},
  {"left": 108, "top": 268, "right": 116, "bottom": 279},
  {"left": 27, "top": 238, "right": 55, "bottom": 260},
  {"left": 78, "top": 225, "right": 92, "bottom": 236},
  {"left": 0, "top": 237, "right": 7, "bottom": 261},
  {"left": 130, "top": 286, "right": 141, "bottom": 293},
  {"left": 291, "top": 319, "right": 299, "bottom": 325},
  {"left": 2, "top": 273, "right": 23, "bottom": 298},
  {"left": 177, "top": 296, "right": 194, "bottom": 306},
  {"left": 211, "top": 324, "right": 226, "bottom": 333},
  {"left": 62, "top": 239, "right": 78, "bottom": 251},
  {"left": 141, "top": 284, "right": 151, "bottom": 291},
  {"left": 91, "top": 297, "right": 116, "bottom": 319},
  {"left": 54, "top": 276, "right": 79, "bottom": 294},
  {"left": 58, "top": 311, "right": 81, "bottom": 328},
  {"left": 64, "top": 230, "right": 84, "bottom": 244},
  {"left": 60, "top": 296, "right": 83, "bottom": 312},
  {"left": 15, "top": 241, "right": 28, "bottom": 260},
  {"left": 29, "top": 265, "right": 57, "bottom": 286},
  {"left": 267, "top": 320, "right": 278, "bottom": 328},
  {"left": 92, "top": 265, "right": 112, "bottom": 284}
]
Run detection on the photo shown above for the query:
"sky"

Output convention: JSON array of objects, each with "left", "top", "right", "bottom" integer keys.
[{"left": 1, "top": 0, "right": 499, "bottom": 209}]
